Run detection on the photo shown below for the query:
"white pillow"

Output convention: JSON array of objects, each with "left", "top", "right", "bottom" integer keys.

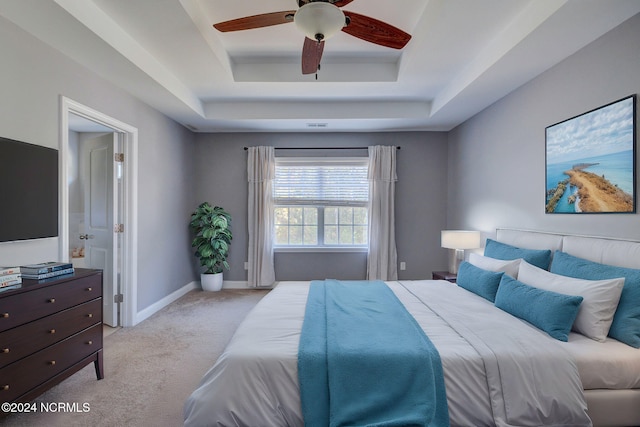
[
  {"left": 517, "top": 260, "right": 625, "bottom": 342},
  {"left": 468, "top": 253, "right": 521, "bottom": 278}
]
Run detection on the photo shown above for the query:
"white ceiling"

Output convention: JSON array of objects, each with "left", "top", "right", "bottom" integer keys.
[{"left": 2, "top": 0, "right": 639, "bottom": 133}]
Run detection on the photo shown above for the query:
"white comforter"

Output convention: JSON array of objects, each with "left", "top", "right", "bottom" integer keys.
[{"left": 184, "top": 281, "right": 591, "bottom": 427}]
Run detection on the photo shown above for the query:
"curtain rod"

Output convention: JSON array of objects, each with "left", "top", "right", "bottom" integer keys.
[{"left": 243, "top": 146, "right": 400, "bottom": 151}]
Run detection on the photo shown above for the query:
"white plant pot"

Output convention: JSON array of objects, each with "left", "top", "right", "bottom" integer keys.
[{"left": 201, "top": 272, "right": 223, "bottom": 291}]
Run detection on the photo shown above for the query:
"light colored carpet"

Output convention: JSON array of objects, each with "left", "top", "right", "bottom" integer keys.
[{"left": 3, "top": 288, "right": 268, "bottom": 427}]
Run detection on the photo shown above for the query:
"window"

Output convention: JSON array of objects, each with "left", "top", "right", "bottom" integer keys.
[{"left": 273, "top": 157, "right": 368, "bottom": 249}]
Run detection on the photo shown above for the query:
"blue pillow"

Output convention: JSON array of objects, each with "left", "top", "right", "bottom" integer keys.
[
  {"left": 494, "top": 275, "right": 583, "bottom": 342},
  {"left": 484, "top": 239, "right": 552, "bottom": 270},
  {"left": 456, "top": 261, "right": 504, "bottom": 302},
  {"left": 551, "top": 251, "right": 640, "bottom": 348}
]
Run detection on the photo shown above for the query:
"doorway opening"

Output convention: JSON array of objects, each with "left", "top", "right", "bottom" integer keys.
[{"left": 60, "top": 96, "right": 138, "bottom": 327}]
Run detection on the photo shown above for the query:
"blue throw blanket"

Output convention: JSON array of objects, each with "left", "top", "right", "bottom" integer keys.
[{"left": 298, "top": 280, "right": 449, "bottom": 427}]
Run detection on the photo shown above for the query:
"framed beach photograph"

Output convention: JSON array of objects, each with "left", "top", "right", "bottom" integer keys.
[{"left": 545, "top": 95, "right": 636, "bottom": 214}]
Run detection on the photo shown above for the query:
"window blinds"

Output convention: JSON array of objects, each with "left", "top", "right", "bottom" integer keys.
[{"left": 274, "top": 157, "right": 369, "bottom": 206}]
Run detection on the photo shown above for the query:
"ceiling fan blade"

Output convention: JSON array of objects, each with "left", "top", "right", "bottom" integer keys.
[
  {"left": 302, "top": 37, "right": 325, "bottom": 75},
  {"left": 342, "top": 11, "right": 411, "bottom": 49},
  {"left": 213, "top": 11, "right": 296, "bottom": 32},
  {"left": 298, "top": 0, "right": 354, "bottom": 7}
]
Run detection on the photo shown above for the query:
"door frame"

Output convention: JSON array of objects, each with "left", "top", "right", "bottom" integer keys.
[{"left": 59, "top": 96, "right": 139, "bottom": 327}]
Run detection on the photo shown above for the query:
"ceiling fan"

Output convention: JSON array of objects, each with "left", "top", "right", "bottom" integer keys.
[{"left": 213, "top": 0, "right": 412, "bottom": 75}]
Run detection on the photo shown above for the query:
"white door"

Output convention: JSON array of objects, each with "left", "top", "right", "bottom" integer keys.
[{"left": 82, "top": 133, "right": 119, "bottom": 327}]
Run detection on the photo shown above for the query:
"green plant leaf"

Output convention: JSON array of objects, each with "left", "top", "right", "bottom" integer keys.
[
  {"left": 190, "top": 203, "right": 232, "bottom": 272},
  {"left": 213, "top": 216, "right": 227, "bottom": 228},
  {"left": 199, "top": 246, "right": 213, "bottom": 258}
]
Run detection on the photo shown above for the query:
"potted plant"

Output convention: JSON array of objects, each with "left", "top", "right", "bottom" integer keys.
[{"left": 189, "top": 202, "right": 232, "bottom": 291}]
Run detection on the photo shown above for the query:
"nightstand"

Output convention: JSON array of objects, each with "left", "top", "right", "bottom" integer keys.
[{"left": 432, "top": 271, "right": 457, "bottom": 283}]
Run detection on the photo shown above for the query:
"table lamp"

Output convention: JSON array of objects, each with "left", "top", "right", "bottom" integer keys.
[{"left": 441, "top": 230, "right": 481, "bottom": 274}]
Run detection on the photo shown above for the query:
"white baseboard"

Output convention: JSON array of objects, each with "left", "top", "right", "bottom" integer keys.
[
  {"left": 222, "top": 280, "right": 249, "bottom": 289},
  {"left": 222, "top": 281, "right": 273, "bottom": 289},
  {"left": 134, "top": 280, "right": 198, "bottom": 325}
]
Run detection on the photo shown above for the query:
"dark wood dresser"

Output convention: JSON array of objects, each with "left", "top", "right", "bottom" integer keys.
[{"left": 0, "top": 268, "right": 103, "bottom": 405}]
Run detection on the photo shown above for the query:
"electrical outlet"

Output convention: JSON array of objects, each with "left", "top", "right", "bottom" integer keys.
[
  {"left": 244, "top": 262, "right": 249, "bottom": 270},
  {"left": 400, "top": 262, "right": 406, "bottom": 271}
]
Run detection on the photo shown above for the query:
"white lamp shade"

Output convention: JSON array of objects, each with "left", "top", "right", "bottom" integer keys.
[
  {"left": 294, "top": 2, "right": 345, "bottom": 41},
  {"left": 441, "top": 230, "right": 481, "bottom": 250}
]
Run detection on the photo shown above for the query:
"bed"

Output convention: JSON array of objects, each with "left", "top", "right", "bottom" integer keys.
[{"left": 184, "top": 229, "right": 640, "bottom": 427}]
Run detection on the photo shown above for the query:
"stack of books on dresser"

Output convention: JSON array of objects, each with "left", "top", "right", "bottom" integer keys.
[
  {"left": 0, "top": 266, "right": 22, "bottom": 291},
  {"left": 20, "top": 262, "right": 74, "bottom": 280}
]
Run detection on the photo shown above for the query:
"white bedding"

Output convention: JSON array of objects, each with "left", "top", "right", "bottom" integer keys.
[
  {"left": 566, "top": 332, "right": 640, "bottom": 390},
  {"left": 184, "top": 280, "right": 592, "bottom": 427},
  {"left": 495, "top": 230, "right": 640, "bottom": 391}
]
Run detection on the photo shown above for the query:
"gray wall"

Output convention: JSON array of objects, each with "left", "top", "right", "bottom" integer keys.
[
  {"left": 447, "top": 12, "right": 640, "bottom": 242},
  {"left": 194, "top": 131, "right": 449, "bottom": 281},
  {"left": 4, "top": 7, "right": 637, "bottom": 313},
  {"left": 0, "top": 16, "right": 198, "bottom": 312}
]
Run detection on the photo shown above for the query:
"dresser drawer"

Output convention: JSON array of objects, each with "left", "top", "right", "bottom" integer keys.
[
  {"left": 0, "top": 298, "right": 101, "bottom": 369},
  {"left": 0, "top": 324, "right": 102, "bottom": 402},
  {"left": 0, "top": 274, "right": 101, "bottom": 332}
]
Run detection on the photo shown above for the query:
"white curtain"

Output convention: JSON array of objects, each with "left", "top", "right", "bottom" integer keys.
[
  {"left": 247, "top": 146, "right": 276, "bottom": 287},
  {"left": 367, "top": 145, "right": 398, "bottom": 281}
]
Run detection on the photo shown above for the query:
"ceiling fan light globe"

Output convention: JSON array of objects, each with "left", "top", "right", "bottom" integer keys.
[{"left": 294, "top": 3, "right": 345, "bottom": 41}]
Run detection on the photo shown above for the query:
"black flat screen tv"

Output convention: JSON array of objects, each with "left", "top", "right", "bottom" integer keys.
[{"left": 0, "top": 136, "right": 58, "bottom": 242}]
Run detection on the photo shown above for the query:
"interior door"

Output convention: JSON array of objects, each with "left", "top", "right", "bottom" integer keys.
[{"left": 82, "top": 133, "right": 118, "bottom": 327}]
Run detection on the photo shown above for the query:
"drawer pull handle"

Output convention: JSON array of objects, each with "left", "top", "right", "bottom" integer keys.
[
  {"left": 87, "top": 287, "right": 92, "bottom": 292},
  {"left": 87, "top": 313, "right": 93, "bottom": 318},
  {"left": 48, "top": 298, "right": 56, "bottom": 303},
  {"left": 1, "top": 348, "right": 9, "bottom": 354},
  {"left": 49, "top": 329, "right": 56, "bottom": 334},
  {"left": 49, "top": 360, "right": 56, "bottom": 366},
  {"left": 1, "top": 313, "right": 8, "bottom": 318},
  {"left": 87, "top": 340, "right": 93, "bottom": 345},
  {"left": 1, "top": 385, "right": 8, "bottom": 391}
]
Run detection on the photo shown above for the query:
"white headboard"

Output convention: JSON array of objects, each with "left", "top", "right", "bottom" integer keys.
[
  {"left": 495, "top": 228, "right": 640, "bottom": 270},
  {"left": 495, "top": 229, "right": 564, "bottom": 253}
]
